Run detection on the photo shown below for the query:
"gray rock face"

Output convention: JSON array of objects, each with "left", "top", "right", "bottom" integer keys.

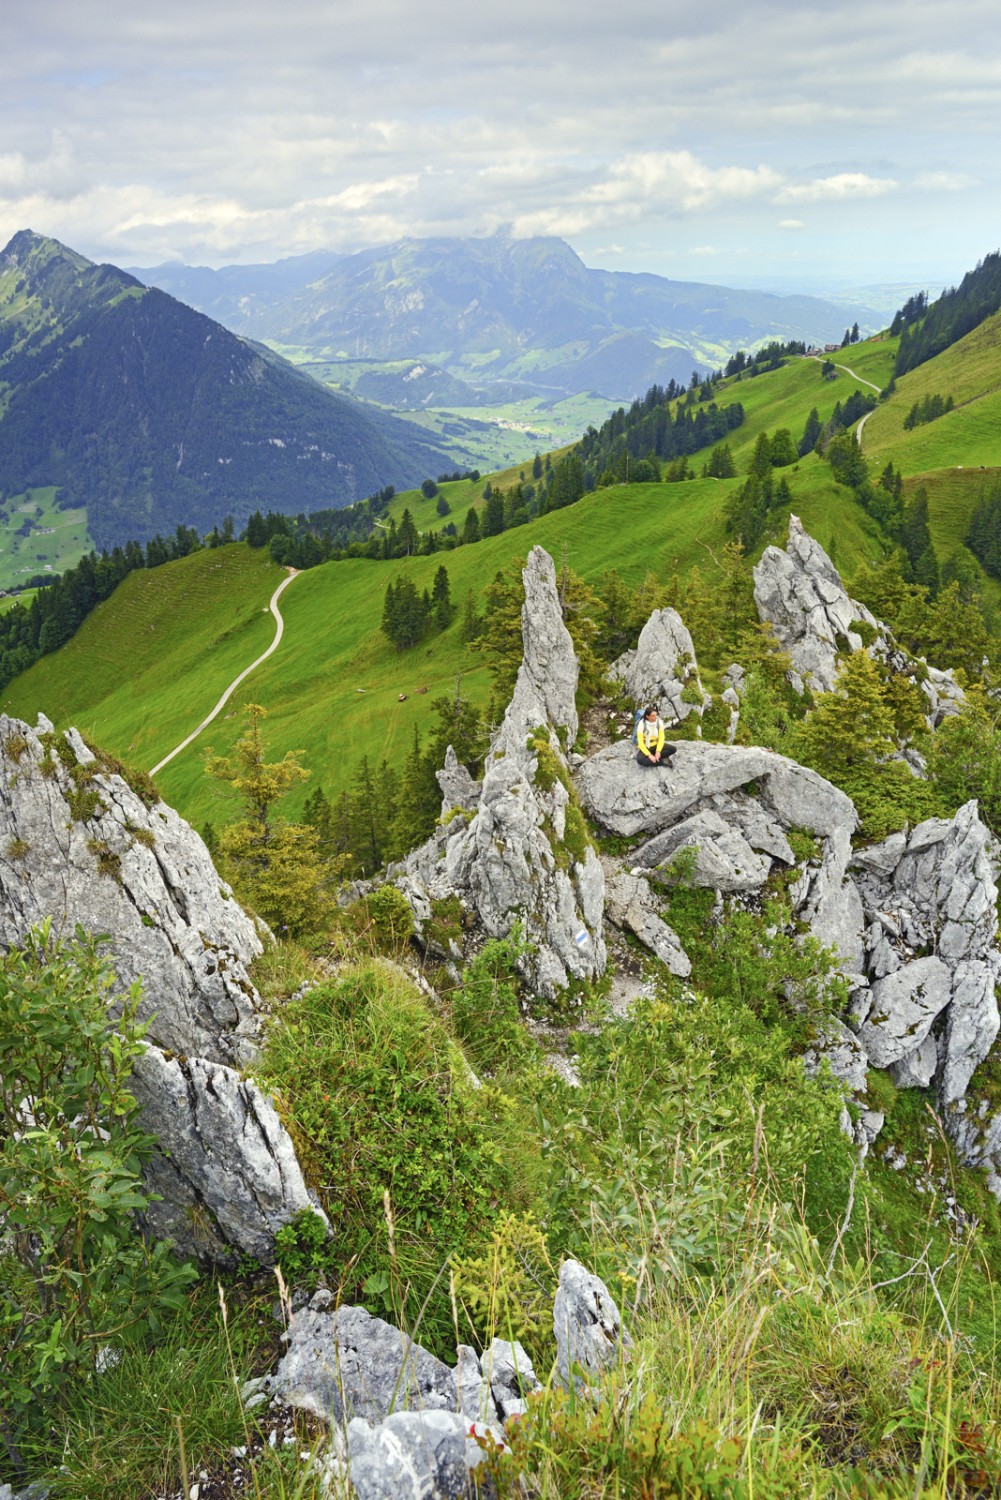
[
  {"left": 0, "top": 717, "right": 262, "bottom": 1062},
  {"left": 752, "top": 515, "right": 965, "bottom": 728},
  {"left": 632, "top": 809, "right": 772, "bottom": 892},
  {"left": 577, "top": 740, "right": 855, "bottom": 843},
  {"left": 553, "top": 1260, "right": 631, "bottom": 1391},
  {"left": 850, "top": 802, "right": 1001, "bottom": 1104},
  {"left": 403, "top": 548, "right": 606, "bottom": 997},
  {"left": 603, "top": 867, "right": 691, "bottom": 977},
  {"left": 135, "top": 1046, "right": 316, "bottom": 1263},
  {"left": 576, "top": 739, "right": 862, "bottom": 964},
  {"left": 0, "top": 714, "right": 311, "bottom": 1265},
  {"left": 788, "top": 825, "right": 866, "bottom": 973},
  {"left": 347, "top": 1411, "right": 481, "bottom": 1500},
  {"left": 611, "top": 608, "right": 707, "bottom": 723},
  {"left": 753, "top": 514, "right": 882, "bottom": 693},
  {"left": 479, "top": 1338, "right": 541, "bottom": 1420},
  {"left": 269, "top": 1299, "right": 459, "bottom": 1425},
  {"left": 856, "top": 958, "right": 953, "bottom": 1069},
  {"left": 436, "top": 747, "right": 480, "bottom": 816}
]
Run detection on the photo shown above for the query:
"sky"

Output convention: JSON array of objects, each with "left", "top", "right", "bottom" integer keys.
[{"left": 1, "top": 0, "right": 998, "bottom": 296}]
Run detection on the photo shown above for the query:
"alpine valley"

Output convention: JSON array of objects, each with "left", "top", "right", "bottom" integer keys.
[{"left": 5, "top": 243, "right": 1001, "bottom": 1500}]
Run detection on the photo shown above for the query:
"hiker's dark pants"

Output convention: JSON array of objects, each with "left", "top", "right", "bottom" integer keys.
[{"left": 636, "top": 749, "right": 674, "bottom": 767}]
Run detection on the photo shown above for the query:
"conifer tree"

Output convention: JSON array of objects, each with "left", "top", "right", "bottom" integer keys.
[{"left": 205, "top": 704, "right": 333, "bottom": 934}]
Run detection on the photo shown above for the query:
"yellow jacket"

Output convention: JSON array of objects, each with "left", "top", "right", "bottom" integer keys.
[{"left": 637, "top": 717, "right": 665, "bottom": 757}]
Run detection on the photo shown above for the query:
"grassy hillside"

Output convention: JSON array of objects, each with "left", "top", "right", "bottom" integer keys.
[
  {"left": 4, "top": 546, "right": 283, "bottom": 770},
  {"left": 10, "top": 306, "right": 1001, "bottom": 832},
  {"left": 5, "top": 453, "right": 889, "bottom": 830}
]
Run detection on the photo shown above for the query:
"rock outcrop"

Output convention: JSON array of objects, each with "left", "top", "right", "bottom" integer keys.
[
  {"left": 611, "top": 607, "right": 707, "bottom": 723},
  {"left": 262, "top": 1267, "right": 620, "bottom": 1498},
  {"left": 0, "top": 714, "right": 313, "bottom": 1263},
  {"left": 850, "top": 802, "right": 1001, "bottom": 1105},
  {"left": 577, "top": 738, "right": 862, "bottom": 968},
  {"left": 753, "top": 514, "right": 964, "bottom": 726},
  {"left": 0, "top": 718, "right": 263, "bottom": 1062},
  {"left": 554, "top": 1259, "right": 632, "bottom": 1392},
  {"left": 603, "top": 866, "right": 691, "bottom": 977},
  {"left": 752, "top": 515, "right": 883, "bottom": 694},
  {"left": 402, "top": 547, "right": 606, "bottom": 997}
]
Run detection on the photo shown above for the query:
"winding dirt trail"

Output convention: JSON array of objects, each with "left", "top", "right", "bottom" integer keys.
[
  {"left": 150, "top": 568, "right": 300, "bottom": 777},
  {"left": 804, "top": 353, "right": 882, "bottom": 449}
]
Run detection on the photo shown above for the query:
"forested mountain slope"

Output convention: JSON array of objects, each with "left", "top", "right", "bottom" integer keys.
[{"left": 0, "top": 231, "right": 453, "bottom": 551}]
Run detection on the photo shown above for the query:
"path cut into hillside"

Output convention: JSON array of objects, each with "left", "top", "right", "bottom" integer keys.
[
  {"left": 805, "top": 353, "right": 882, "bottom": 450},
  {"left": 150, "top": 569, "right": 299, "bottom": 777}
]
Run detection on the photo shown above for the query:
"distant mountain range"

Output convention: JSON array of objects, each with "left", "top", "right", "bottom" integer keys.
[
  {"left": 131, "top": 235, "right": 882, "bottom": 402},
  {"left": 0, "top": 231, "right": 453, "bottom": 551}
]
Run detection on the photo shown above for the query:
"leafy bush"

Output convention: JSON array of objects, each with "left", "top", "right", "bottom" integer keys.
[
  {"left": 449, "top": 930, "right": 537, "bottom": 1076},
  {"left": 0, "top": 924, "right": 195, "bottom": 1478}
]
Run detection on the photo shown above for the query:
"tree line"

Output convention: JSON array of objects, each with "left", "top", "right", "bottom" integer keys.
[{"left": 894, "top": 252, "right": 1001, "bottom": 376}]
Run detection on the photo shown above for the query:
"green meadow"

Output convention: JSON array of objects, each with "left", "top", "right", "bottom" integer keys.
[
  {"left": 0, "top": 486, "right": 93, "bottom": 590},
  {"left": 6, "top": 446, "right": 891, "bottom": 831}
]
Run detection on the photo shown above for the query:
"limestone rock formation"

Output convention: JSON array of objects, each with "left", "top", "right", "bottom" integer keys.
[
  {"left": 347, "top": 1411, "right": 484, "bottom": 1500},
  {"left": 577, "top": 738, "right": 862, "bottom": 967},
  {"left": 850, "top": 803, "right": 1001, "bottom": 1105},
  {"left": 603, "top": 866, "right": 691, "bottom": 977},
  {"left": 135, "top": 1047, "right": 315, "bottom": 1264},
  {"left": 402, "top": 547, "right": 606, "bottom": 997},
  {"left": 752, "top": 515, "right": 964, "bottom": 726},
  {"left": 752, "top": 514, "right": 883, "bottom": 694},
  {"left": 268, "top": 1297, "right": 459, "bottom": 1425},
  {"left": 611, "top": 607, "right": 707, "bottom": 723},
  {"left": 0, "top": 714, "right": 312, "bottom": 1263},
  {"left": 0, "top": 717, "right": 262, "bottom": 1062},
  {"left": 554, "top": 1259, "right": 632, "bottom": 1392}
]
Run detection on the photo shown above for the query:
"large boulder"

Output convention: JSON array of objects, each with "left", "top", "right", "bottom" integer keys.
[
  {"left": 752, "top": 514, "right": 883, "bottom": 694},
  {"left": 610, "top": 607, "right": 707, "bottom": 724},
  {"left": 402, "top": 548, "right": 606, "bottom": 998},
  {"left": 576, "top": 739, "right": 855, "bottom": 843},
  {"left": 0, "top": 714, "right": 312, "bottom": 1264}
]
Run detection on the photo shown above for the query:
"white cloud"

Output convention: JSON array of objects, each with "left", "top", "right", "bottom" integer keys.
[
  {"left": 0, "top": 0, "right": 995, "bottom": 281},
  {"left": 915, "top": 171, "right": 979, "bottom": 192},
  {"left": 775, "top": 172, "right": 898, "bottom": 204},
  {"left": 778, "top": 218, "right": 805, "bottom": 230}
]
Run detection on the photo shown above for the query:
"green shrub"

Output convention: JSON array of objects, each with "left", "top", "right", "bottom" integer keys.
[
  {"left": 449, "top": 929, "right": 536, "bottom": 1076},
  {"left": 254, "top": 960, "right": 536, "bottom": 1352},
  {"left": 0, "top": 923, "right": 196, "bottom": 1477}
]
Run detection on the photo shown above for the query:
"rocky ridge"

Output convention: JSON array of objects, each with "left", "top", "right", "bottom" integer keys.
[
  {"left": 753, "top": 513, "right": 965, "bottom": 727},
  {"left": 401, "top": 547, "right": 605, "bottom": 998},
  {"left": 395, "top": 529, "right": 1001, "bottom": 1196},
  {"left": 0, "top": 714, "right": 313, "bottom": 1263}
]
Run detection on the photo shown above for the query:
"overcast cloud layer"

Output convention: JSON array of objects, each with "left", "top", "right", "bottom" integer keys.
[{"left": 2, "top": 0, "right": 998, "bottom": 291}]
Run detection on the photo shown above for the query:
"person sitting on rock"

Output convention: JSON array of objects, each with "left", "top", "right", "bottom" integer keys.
[{"left": 636, "top": 705, "right": 675, "bottom": 768}]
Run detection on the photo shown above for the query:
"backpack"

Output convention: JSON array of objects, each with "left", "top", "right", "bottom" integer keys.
[{"left": 631, "top": 708, "right": 646, "bottom": 746}]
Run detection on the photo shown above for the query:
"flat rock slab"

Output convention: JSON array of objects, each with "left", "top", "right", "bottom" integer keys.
[{"left": 576, "top": 739, "right": 855, "bottom": 842}]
